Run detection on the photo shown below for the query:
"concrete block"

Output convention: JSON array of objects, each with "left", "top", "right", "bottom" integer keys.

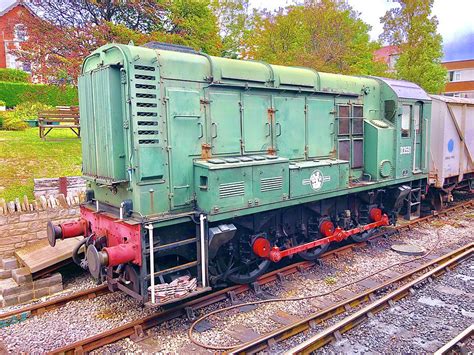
[
  {"left": 3, "top": 282, "right": 33, "bottom": 297},
  {"left": 11, "top": 267, "right": 32, "bottom": 284},
  {"left": 2, "top": 294, "right": 18, "bottom": 307},
  {"left": 34, "top": 273, "right": 62, "bottom": 289},
  {"left": 18, "top": 291, "right": 34, "bottom": 304},
  {"left": 33, "top": 287, "right": 50, "bottom": 299},
  {"left": 0, "top": 268, "right": 12, "bottom": 279},
  {"left": 1, "top": 258, "right": 18, "bottom": 270},
  {"left": 49, "top": 283, "right": 63, "bottom": 295}
]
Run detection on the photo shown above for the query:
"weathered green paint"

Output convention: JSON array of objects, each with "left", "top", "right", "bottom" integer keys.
[
  {"left": 194, "top": 157, "right": 289, "bottom": 214},
  {"left": 78, "top": 43, "right": 432, "bottom": 227},
  {"left": 289, "top": 160, "right": 349, "bottom": 198},
  {"left": 274, "top": 96, "right": 306, "bottom": 159},
  {"left": 364, "top": 120, "right": 395, "bottom": 180},
  {"left": 78, "top": 66, "right": 126, "bottom": 183},
  {"left": 306, "top": 97, "right": 335, "bottom": 158},
  {"left": 207, "top": 90, "right": 241, "bottom": 155}
]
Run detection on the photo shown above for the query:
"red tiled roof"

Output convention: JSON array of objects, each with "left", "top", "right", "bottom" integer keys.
[{"left": 374, "top": 45, "right": 400, "bottom": 63}]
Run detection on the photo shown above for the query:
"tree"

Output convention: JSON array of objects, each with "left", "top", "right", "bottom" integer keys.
[
  {"left": 380, "top": 0, "right": 446, "bottom": 93},
  {"left": 15, "top": 0, "right": 222, "bottom": 84},
  {"left": 211, "top": 0, "right": 250, "bottom": 58},
  {"left": 242, "top": 0, "right": 388, "bottom": 76}
]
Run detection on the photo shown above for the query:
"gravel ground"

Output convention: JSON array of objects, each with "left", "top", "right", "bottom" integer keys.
[
  {"left": 317, "top": 258, "right": 474, "bottom": 354},
  {"left": 0, "top": 265, "right": 97, "bottom": 316},
  {"left": 0, "top": 290, "right": 156, "bottom": 353},
  {"left": 96, "top": 206, "right": 474, "bottom": 353}
]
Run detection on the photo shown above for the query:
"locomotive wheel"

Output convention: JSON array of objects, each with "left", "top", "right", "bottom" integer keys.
[
  {"left": 214, "top": 237, "right": 271, "bottom": 284},
  {"left": 295, "top": 234, "right": 329, "bottom": 261},
  {"left": 351, "top": 228, "right": 376, "bottom": 243}
]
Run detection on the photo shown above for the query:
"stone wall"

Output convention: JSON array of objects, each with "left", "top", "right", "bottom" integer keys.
[{"left": 0, "top": 207, "right": 80, "bottom": 258}]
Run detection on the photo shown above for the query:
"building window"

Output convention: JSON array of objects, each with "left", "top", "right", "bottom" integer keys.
[
  {"left": 388, "top": 54, "right": 399, "bottom": 70},
  {"left": 401, "top": 105, "right": 411, "bottom": 138},
  {"left": 14, "top": 24, "right": 27, "bottom": 42},
  {"left": 453, "top": 93, "right": 461, "bottom": 98},
  {"left": 448, "top": 70, "right": 461, "bottom": 82}
]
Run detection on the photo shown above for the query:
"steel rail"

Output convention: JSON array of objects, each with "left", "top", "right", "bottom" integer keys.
[
  {"left": 229, "top": 242, "right": 473, "bottom": 354},
  {"left": 43, "top": 199, "right": 472, "bottom": 354},
  {"left": 433, "top": 324, "right": 473, "bottom": 355},
  {"left": 286, "top": 246, "right": 473, "bottom": 354}
]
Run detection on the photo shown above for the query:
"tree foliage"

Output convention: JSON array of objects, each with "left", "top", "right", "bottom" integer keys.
[
  {"left": 242, "top": 0, "right": 388, "bottom": 76},
  {"left": 16, "top": 0, "right": 222, "bottom": 84},
  {"left": 380, "top": 0, "right": 446, "bottom": 93},
  {"left": 211, "top": 0, "right": 250, "bottom": 58}
]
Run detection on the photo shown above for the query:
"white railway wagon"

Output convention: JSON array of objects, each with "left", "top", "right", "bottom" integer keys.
[{"left": 429, "top": 95, "right": 474, "bottom": 205}]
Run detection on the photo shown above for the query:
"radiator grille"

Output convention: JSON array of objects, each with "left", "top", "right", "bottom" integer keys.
[
  {"left": 133, "top": 64, "right": 160, "bottom": 146},
  {"left": 260, "top": 176, "right": 283, "bottom": 192},
  {"left": 219, "top": 181, "right": 245, "bottom": 198},
  {"left": 134, "top": 65, "right": 155, "bottom": 71},
  {"left": 135, "top": 74, "right": 156, "bottom": 80}
]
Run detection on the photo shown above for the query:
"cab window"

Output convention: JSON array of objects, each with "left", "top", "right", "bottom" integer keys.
[
  {"left": 401, "top": 105, "right": 411, "bottom": 137},
  {"left": 413, "top": 105, "right": 421, "bottom": 133}
]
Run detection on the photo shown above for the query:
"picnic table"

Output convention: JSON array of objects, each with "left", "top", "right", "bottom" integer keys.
[{"left": 38, "top": 106, "right": 80, "bottom": 139}]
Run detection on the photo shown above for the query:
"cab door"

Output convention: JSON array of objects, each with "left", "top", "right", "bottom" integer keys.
[{"left": 398, "top": 104, "right": 414, "bottom": 177}]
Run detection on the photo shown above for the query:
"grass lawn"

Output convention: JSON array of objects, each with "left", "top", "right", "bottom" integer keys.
[{"left": 0, "top": 128, "right": 82, "bottom": 202}]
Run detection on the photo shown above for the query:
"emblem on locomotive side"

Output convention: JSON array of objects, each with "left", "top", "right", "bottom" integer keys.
[{"left": 303, "top": 169, "right": 331, "bottom": 191}]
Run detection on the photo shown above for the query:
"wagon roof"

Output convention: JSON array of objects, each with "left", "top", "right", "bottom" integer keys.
[
  {"left": 372, "top": 77, "right": 431, "bottom": 101},
  {"left": 430, "top": 94, "right": 474, "bottom": 105}
]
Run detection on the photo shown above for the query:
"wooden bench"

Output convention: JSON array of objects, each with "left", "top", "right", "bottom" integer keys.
[{"left": 38, "top": 106, "right": 80, "bottom": 139}]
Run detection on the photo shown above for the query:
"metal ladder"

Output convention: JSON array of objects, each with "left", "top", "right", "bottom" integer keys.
[
  {"left": 404, "top": 180, "right": 422, "bottom": 220},
  {"left": 142, "top": 215, "right": 210, "bottom": 305}
]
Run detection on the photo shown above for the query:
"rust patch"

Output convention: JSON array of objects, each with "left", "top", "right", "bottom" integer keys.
[{"left": 201, "top": 143, "right": 211, "bottom": 160}]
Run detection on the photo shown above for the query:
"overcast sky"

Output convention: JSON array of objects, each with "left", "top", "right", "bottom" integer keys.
[{"left": 249, "top": 0, "right": 474, "bottom": 60}]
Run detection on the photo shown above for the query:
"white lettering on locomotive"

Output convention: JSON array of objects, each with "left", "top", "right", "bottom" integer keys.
[{"left": 400, "top": 146, "right": 411, "bottom": 155}]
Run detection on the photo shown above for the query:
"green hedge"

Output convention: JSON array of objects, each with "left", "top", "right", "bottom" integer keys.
[
  {"left": 0, "top": 68, "right": 30, "bottom": 83},
  {"left": 0, "top": 81, "right": 78, "bottom": 107}
]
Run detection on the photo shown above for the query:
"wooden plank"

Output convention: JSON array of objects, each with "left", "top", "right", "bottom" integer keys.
[
  {"left": 15, "top": 237, "right": 83, "bottom": 274},
  {"left": 38, "top": 118, "right": 79, "bottom": 122},
  {"left": 38, "top": 125, "right": 80, "bottom": 129},
  {"left": 38, "top": 114, "right": 79, "bottom": 118}
]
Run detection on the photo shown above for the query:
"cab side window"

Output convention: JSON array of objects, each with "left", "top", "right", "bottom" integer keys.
[
  {"left": 401, "top": 105, "right": 411, "bottom": 137},
  {"left": 413, "top": 104, "right": 421, "bottom": 133}
]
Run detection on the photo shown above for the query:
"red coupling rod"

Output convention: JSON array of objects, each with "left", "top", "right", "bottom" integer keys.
[{"left": 268, "top": 214, "right": 390, "bottom": 263}]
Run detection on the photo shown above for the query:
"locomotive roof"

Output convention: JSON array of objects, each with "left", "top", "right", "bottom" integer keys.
[
  {"left": 82, "top": 43, "right": 426, "bottom": 101},
  {"left": 372, "top": 77, "right": 430, "bottom": 101}
]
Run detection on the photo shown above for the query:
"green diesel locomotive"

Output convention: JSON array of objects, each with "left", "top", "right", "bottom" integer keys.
[{"left": 48, "top": 42, "right": 431, "bottom": 305}]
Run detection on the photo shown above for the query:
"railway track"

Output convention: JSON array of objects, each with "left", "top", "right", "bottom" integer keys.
[
  {"left": 434, "top": 324, "right": 473, "bottom": 355},
  {"left": 48, "top": 200, "right": 473, "bottom": 354},
  {"left": 0, "top": 199, "right": 471, "bottom": 352},
  {"left": 237, "top": 243, "right": 472, "bottom": 354}
]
